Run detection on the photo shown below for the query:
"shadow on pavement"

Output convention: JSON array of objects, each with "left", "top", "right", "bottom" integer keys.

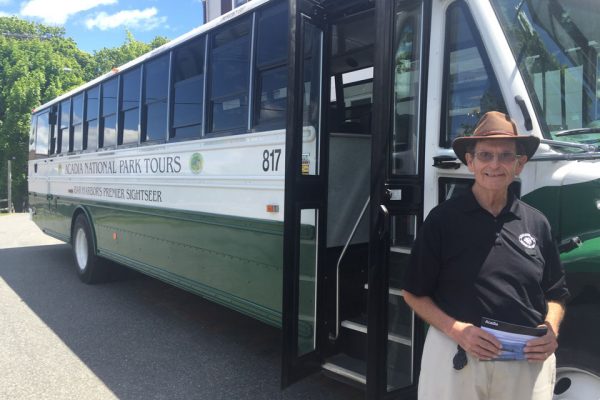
[{"left": 0, "top": 244, "right": 363, "bottom": 400}]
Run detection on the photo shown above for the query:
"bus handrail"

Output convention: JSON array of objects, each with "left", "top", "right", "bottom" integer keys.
[{"left": 331, "top": 195, "right": 370, "bottom": 341}]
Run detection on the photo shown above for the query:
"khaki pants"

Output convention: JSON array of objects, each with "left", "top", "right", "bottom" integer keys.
[{"left": 418, "top": 327, "right": 556, "bottom": 400}]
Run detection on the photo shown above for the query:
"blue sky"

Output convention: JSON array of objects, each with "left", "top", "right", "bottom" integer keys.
[{"left": 0, "top": 0, "right": 205, "bottom": 53}]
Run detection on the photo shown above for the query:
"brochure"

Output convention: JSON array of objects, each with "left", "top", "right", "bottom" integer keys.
[{"left": 480, "top": 317, "right": 547, "bottom": 361}]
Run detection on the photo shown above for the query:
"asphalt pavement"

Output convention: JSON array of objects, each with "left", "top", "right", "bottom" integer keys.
[{"left": 0, "top": 213, "right": 363, "bottom": 400}]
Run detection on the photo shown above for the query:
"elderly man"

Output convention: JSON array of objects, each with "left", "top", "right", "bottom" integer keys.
[{"left": 403, "top": 112, "right": 569, "bottom": 399}]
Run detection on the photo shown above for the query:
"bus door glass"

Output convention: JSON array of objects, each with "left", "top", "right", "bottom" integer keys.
[
  {"left": 369, "top": 0, "right": 426, "bottom": 397},
  {"left": 385, "top": 0, "right": 424, "bottom": 394},
  {"left": 282, "top": 0, "right": 327, "bottom": 387}
]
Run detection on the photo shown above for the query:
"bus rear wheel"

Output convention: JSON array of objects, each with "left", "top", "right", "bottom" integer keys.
[
  {"left": 554, "top": 367, "right": 600, "bottom": 399},
  {"left": 72, "top": 214, "right": 108, "bottom": 284}
]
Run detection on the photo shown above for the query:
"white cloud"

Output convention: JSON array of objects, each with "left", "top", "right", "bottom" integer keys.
[
  {"left": 20, "top": 0, "right": 117, "bottom": 25},
  {"left": 85, "top": 8, "right": 167, "bottom": 31},
  {"left": 0, "top": 11, "right": 11, "bottom": 17}
]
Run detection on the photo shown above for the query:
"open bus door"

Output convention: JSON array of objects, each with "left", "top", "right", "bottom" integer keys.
[
  {"left": 282, "top": 0, "right": 428, "bottom": 397},
  {"left": 366, "top": 0, "right": 429, "bottom": 398},
  {"left": 281, "top": 0, "right": 329, "bottom": 387},
  {"left": 282, "top": 0, "right": 431, "bottom": 396}
]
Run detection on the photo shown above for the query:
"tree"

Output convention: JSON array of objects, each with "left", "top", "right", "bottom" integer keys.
[{"left": 88, "top": 30, "right": 169, "bottom": 76}]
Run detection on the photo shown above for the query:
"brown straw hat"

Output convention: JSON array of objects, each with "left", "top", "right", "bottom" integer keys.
[{"left": 452, "top": 111, "right": 540, "bottom": 164}]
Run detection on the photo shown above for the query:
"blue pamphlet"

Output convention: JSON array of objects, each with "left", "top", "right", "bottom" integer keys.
[{"left": 480, "top": 317, "right": 547, "bottom": 361}]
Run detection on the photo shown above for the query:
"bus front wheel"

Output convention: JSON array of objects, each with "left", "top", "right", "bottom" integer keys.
[{"left": 72, "top": 214, "right": 107, "bottom": 284}]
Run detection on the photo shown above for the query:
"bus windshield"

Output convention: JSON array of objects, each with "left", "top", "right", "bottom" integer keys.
[{"left": 492, "top": 0, "right": 600, "bottom": 145}]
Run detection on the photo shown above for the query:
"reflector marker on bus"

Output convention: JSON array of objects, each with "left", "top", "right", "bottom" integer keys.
[{"left": 266, "top": 204, "right": 279, "bottom": 213}]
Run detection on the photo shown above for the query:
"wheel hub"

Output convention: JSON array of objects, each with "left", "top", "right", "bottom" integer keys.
[
  {"left": 74, "top": 227, "right": 89, "bottom": 271},
  {"left": 554, "top": 367, "right": 600, "bottom": 399}
]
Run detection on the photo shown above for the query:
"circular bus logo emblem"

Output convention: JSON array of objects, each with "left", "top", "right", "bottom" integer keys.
[{"left": 190, "top": 153, "right": 204, "bottom": 174}]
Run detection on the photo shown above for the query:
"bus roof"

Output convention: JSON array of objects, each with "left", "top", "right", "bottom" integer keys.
[{"left": 34, "top": 0, "right": 274, "bottom": 113}]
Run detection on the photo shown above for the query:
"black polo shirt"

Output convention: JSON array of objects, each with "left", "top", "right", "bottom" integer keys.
[{"left": 404, "top": 190, "right": 569, "bottom": 328}]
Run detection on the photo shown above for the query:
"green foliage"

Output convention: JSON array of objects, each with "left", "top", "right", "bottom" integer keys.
[
  {"left": 0, "top": 16, "right": 64, "bottom": 39},
  {"left": 0, "top": 17, "right": 170, "bottom": 211},
  {"left": 88, "top": 30, "right": 170, "bottom": 76}
]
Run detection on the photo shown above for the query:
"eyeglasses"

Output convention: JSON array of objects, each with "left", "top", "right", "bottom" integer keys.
[{"left": 472, "top": 151, "right": 521, "bottom": 164}]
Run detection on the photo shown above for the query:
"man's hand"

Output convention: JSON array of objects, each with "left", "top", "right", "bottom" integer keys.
[
  {"left": 524, "top": 322, "right": 558, "bottom": 362},
  {"left": 402, "top": 292, "right": 503, "bottom": 360},
  {"left": 449, "top": 321, "right": 502, "bottom": 360}
]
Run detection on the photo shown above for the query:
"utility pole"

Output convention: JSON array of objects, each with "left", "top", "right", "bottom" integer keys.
[{"left": 7, "top": 159, "right": 12, "bottom": 213}]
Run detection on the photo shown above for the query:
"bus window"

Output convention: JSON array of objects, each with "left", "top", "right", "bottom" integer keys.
[
  {"left": 299, "top": 20, "right": 324, "bottom": 176},
  {"left": 144, "top": 55, "right": 169, "bottom": 142},
  {"left": 392, "top": 1, "right": 423, "bottom": 176},
  {"left": 72, "top": 93, "right": 84, "bottom": 152},
  {"left": 86, "top": 86, "right": 99, "bottom": 151},
  {"left": 35, "top": 111, "right": 50, "bottom": 156},
  {"left": 221, "top": 0, "right": 232, "bottom": 14},
  {"left": 329, "top": 11, "right": 375, "bottom": 135},
  {"left": 49, "top": 106, "right": 57, "bottom": 154},
  {"left": 441, "top": 2, "right": 506, "bottom": 147},
  {"left": 303, "top": 24, "right": 323, "bottom": 126},
  {"left": 29, "top": 115, "right": 35, "bottom": 155},
  {"left": 298, "top": 208, "right": 318, "bottom": 356},
  {"left": 208, "top": 17, "right": 251, "bottom": 133},
  {"left": 121, "top": 67, "right": 141, "bottom": 145},
  {"left": 102, "top": 78, "right": 118, "bottom": 148},
  {"left": 172, "top": 38, "right": 205, "bottom": 140},
  {"left": 255, "top": 68, "right": 287, "bottom": 130},
  {"left": 329, "top": 71, "right": 373, "bottom": 134},
  {"left": 59, "top": 99, "right": 71, "bottom": 153},
  {"left": 253, "top": 2, "right": 288, "bottom": 131}
]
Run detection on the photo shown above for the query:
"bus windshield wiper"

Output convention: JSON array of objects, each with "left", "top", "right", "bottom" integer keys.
[
  {"left": 540, "top": 138, "right": 598, "bottom": 153},
  {"left": 555, "top": 127, "right": 600, "bottom": 137}
]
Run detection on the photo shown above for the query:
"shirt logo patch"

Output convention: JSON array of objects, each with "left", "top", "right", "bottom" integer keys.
[{"left": 519, "top": 233, "right": 536, "bottom": 249}]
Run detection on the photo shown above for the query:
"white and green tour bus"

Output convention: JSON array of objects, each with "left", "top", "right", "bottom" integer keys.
[{"left": 28, "top": 0, "right": 600, "bottom": 398}]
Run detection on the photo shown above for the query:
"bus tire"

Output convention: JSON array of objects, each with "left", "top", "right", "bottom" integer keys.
[{"left": 72, "top": 214, "right": 107, "bottom": 284}]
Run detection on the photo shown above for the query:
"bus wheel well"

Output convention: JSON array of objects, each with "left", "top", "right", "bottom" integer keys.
[{"left": 71, "top": 211, "right": 109, "bottom": 284}]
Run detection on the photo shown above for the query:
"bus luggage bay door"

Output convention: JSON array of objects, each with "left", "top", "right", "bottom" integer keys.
[
  {"left": 366, "top": 0, "right": 428, "bottom": 398},
  {"left": 281, "top": 0, "right": 328, "bottom": 388}
]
